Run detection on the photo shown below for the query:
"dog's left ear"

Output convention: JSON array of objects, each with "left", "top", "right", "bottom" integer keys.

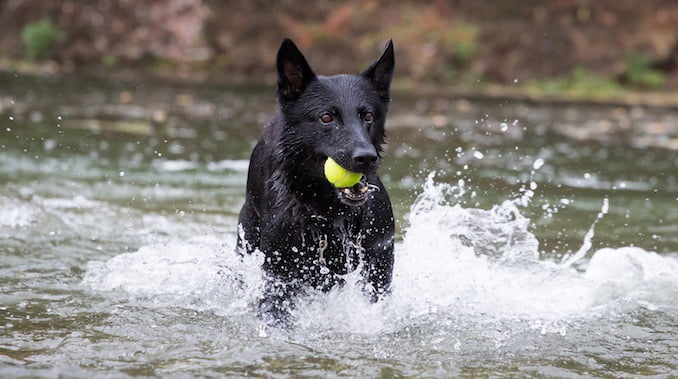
[
  {"left": 361, "top": 40, "right": 395, "bottom": 102},
  {"left": 277, "top": 38, "right": 317, "bottom": 102}
]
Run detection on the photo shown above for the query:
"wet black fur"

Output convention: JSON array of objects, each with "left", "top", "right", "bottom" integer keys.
[{"left": 236, "top": 38, "right": 395, "bottom": 326}]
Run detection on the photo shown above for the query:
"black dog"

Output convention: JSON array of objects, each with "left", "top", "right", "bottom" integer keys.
[{"left": 237, "top": 38, "right": 395, "bottom": 326}]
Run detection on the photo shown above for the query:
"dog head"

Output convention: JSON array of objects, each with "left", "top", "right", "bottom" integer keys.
[{"left": 274, "top": 38, "right": 394, "bottom": 206}]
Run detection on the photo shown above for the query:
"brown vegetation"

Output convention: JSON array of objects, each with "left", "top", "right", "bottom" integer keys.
[{"left": 1, "top": 0, "right": 676, "bottom": 93}]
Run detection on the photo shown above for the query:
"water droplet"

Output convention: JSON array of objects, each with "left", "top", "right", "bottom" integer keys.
[
  {"left": 500, "top": 122, "right": 508, "bottom": 131},
  {"left": 532, "top": 158, "right": 545, "bottom": 170},
  {"left": 8, "top": 116, "right": 14, "bottom": 121},
  {"left": 473, "top": 151, "right": 484, "bottom": 159},
  {"left": 601, "top": 198, "right": 609, "bottom": 214},
  {"left": 258, "top": 324, "right": 268, "bottom": 337},
  {"left": 119, "top": 171, "right": 125, "bottom": 177}
]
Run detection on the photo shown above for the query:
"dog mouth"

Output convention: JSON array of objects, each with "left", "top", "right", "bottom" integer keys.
[{"left": 336, "top": 177, "right": 378, "bottom": 206}]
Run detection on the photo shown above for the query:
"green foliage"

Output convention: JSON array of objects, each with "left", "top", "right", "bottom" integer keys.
[
  {"left": 102, "top": 54, "right": 118, "bottom": 69},
  {"left": 417, "top": 22, "right": 480, "bottom": 81},
  {"left": 525, "top": 67, "right": 623, "bottom": 99},
  {"left": 21, "top": 18, "right": 64, "bottom": 60},
  {"left": 444, "top": 23, "right": 479, "bottom": 66},
  {"left": 623, "top": 52, "right": 666, "bottom": 89}
]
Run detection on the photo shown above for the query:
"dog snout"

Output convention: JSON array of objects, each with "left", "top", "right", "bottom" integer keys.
[{"left": 352, "top": 147, "right": 378, "bottom": 170}]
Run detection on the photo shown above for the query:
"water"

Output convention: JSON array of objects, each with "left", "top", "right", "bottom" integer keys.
[{"left": 1, "top": 73, "right": 678, "bottom": 377}]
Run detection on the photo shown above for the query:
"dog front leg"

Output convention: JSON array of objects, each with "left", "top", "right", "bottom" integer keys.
[
  {"left": 361, "top": 239, "right": 394, "bottom": 302},
  {"left": 258, "top": 276, "right": 300, "bottom": 328},
  {"left": 236, "top": 202, "right": 260, "bottom": 256}
]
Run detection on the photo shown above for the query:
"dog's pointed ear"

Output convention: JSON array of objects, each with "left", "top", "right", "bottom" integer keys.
[
  {"left": 277, "top": 38, "right": 316, "bottom": 102},
  {"left": 361, "top": 40, "right": 395, "bottom": 102}
]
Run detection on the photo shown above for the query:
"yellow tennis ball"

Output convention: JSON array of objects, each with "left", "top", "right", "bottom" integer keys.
[{"left": 324, "top": 157, "right": 362, "bottom": 188}]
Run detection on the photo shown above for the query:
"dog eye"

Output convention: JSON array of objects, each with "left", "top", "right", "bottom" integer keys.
[
  {"left": 363, "top": 112, "right": 374, "bottom": 123},
  {"left": 320, "top": 114, "right": 333, "bottom": 124}
]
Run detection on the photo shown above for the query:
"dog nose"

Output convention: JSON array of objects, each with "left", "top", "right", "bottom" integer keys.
[{"left": 352, "top": 147, "right": 378, "bottom": 168}]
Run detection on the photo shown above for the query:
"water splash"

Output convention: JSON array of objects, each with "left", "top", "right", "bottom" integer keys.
[
  {"left": 82, "top": 236, "right": 265, "bottom": 314},
  {"left": 561, "top": 197, "right": 609, "bottom": 267},
  {"left": 82, "top": 174, "right": 678, "bottom": 334}
]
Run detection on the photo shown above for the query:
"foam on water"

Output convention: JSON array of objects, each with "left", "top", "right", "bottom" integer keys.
[
  {"left": 0, "top": 196, "right": 41, "bottom": 228},
  {"left": 83, "top": 236, "right": 265, "bottom": 314},
  {"left": 82, "top": 174, "right": 678, "bottom": 334}
]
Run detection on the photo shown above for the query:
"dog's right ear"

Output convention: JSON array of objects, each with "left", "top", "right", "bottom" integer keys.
[{"left": 277, "top": 38, "right": 316, "bottom": 102}]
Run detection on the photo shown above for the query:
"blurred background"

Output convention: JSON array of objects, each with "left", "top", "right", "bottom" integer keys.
[{"left": 1, "top": 0, "right": 677, "bottom": 101}]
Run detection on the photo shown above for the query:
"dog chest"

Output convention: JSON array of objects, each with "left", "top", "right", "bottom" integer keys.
[{"left": 262, "top": 216, "right": 366, "bottom": 280}]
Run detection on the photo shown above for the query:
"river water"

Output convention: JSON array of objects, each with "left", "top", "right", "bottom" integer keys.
[{"left": 1, "top": 74, "right": 677, "bottom": 377}]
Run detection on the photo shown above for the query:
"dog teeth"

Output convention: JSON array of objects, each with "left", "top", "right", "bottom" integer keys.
[
  {"left": 343, "top": 188, "right": 352, "bottom": 195},
  {"left": 359, "top": 185, "right": 369, "bottom": 193}
]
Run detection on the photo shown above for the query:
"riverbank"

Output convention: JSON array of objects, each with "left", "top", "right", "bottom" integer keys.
[
  {"left": 2, "top": 58, "right": 677, "bottom": 110},
  {"left": 1, "top": 1, "right": 676, "bottom": 105}
]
